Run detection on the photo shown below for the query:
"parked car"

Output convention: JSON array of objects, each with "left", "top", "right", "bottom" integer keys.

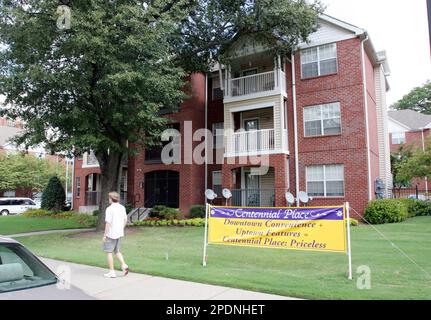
[
  {"left": 0, "top": 237, "right": 93, "bottom": 300},
  {"left": 408, "top": 194, "right": 428, "bottom": 201},
  {"left": 0, "top": 198, "right": 40, "bottom": 216}
]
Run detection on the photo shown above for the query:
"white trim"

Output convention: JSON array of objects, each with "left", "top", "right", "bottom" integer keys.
[
  {"left": 229, "top": 101, "right": 276, "bottom": 113},
  {"left": 387, "top": 117, "right": 412, "bottom": 131},
  {"left": 361, "top": 36, "right": 373, "bottom": 201},
  {"left": 224, "top": 149, "right": 289, "bottom": 158},
  {"left": 224, "top": 90, "right": 287, "bottom": 104},
  {"left": 301, "top": 43, "right": 338, "bottom": 79},
  {"left": 303, "top": 102, "right": 342, "bottom": 137},
  {"left": 298, "top": 35, "right": 356, "bottom": 50},
  {"left": 319, "top": 14, "right": 365, "bottom": 36}
]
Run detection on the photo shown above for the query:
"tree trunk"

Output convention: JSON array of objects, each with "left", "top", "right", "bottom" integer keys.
[{"left": 95, "top": 151, "right": 124, "bottom": 231}]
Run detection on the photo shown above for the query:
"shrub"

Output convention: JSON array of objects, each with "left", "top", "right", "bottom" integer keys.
[
  {"left": 150, "top": 205, "right": 178, "bottom": 220},
  {"left": 189, "top": 205, "right": 206, "bottom": 219},
  {"left": 41, "top": 176, "right": 66, "bottom": 212},
  {"left": 364, "top": 199, "right": 409, "bottom": 225},
  {"left": 125, "top": 203, "right": 134, "bottom": 214},
  {"left": 23, "top": 209, "right": 52, "bottom": 218},
  {"left": 349, "top": 218, "right": 359, "bottom": 227},
  {"left": 92, "top": 210, "right": 100, "bottom": 217},
  {"left": 407, "top": 200, "right": 431, "bottom": 217},
  {"left": 132, "top": 218, "right": 205, "bottom": 228}
]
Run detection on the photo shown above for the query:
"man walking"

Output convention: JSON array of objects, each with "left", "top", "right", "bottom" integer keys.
[{"left": 103, "top": 191, "right": 129, "bottom": 278}]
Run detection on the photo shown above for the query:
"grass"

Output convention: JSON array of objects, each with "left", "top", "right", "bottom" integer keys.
[
  {"left": 17, "top": 217, "right": 431, "bottom": 300},
  {"left": 0, "top": 216, "right": 91, "bottom": 235}
]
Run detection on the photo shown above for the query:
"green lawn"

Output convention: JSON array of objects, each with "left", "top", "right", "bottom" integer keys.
[
  {"left": 0, "top": 216, "right": 91, "bottom": 235},
  {"left": 17, "top": 217, "right": 431, "bottom": 300}
]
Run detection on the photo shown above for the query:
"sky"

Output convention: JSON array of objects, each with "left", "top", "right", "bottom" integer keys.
[{"left": 323, "top": 0, "right": 431, "bottom": 106}]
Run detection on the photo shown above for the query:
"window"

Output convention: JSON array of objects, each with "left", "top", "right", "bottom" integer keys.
[
  {"left": 84, "top": 151, "right": 99, "bottom": 167},
  {"left": 301, "top": 43, "right": 337, "bottom": 79},
  {"left": 392, "top": 132, "right": 406, "bottom": 145},
  {"left": 306, "top": 164, "right": 344, "bottom": 197},
  {"left": 212, "top": 77, "right": 223, "bottom": 100},
  {"left": 212, "top": 122, "right": 224, "bottom": 149},
  {"left": 145, "top": 123, "right": 180, "bottom": 163},
  {"left": 76, "top": 177, "right": 81, "bottom": 197},
  {"left": 304, "top": 102, "right": 341, "bottom": 137},
  {"left": 212, "top": 171, "right": 222, "bottom": 197}
]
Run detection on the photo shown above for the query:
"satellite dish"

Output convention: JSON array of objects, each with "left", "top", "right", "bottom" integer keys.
[
  {"left": 285, "top": 192, "right": 295, "bottom": 205},
  {"left": 298, "top": 191, "right": 309, "bottom": 204},
  {"left": 205, "top": 189, "right": 216, "bottom": 201},
  {"left": 222, "top": 188, "right": 232, "bottom": 199}
]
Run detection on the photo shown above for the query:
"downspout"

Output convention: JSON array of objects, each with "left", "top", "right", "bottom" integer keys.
[
  {"left": 291, "top": 52, "right": 300, "bottom": 207},
  {"left": 361, "top": 35, "right": 373, "bottom": 201},
  {"left": 421, "top": 128, "right": 429, "bottom": 194},
  {"left": 71, "top": 157, "right": 75, "bottom": 211},
  {"left": 205, "top": 73, "right": 208, "bottom": 193}
]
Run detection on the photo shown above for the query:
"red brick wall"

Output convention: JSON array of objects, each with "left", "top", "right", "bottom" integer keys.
[
  {"left": 127, "top": 73, "right": 206, "bottom": 215},
  {"left": 288, "top": 38, "right": 371, "bottom": 215},
  {"left": 72, "top": 158, "right": 101, "bottom": 210}
]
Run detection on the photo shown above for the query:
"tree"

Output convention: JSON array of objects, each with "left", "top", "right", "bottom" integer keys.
[
  {"left": 392, "top": 80, "right": 431, "bottom": 114},
  {"left": 390, "top": 145, "right": 413, "bottom": 188},
  {"left": 0, "top": 0, "right": 323, "bottom": 229},
  {"left": 0, "top": 153, "right": 67, "bottom": 195},
  {"left": 41, "top": 176, "right": 66, "bottom": 211},
  {"left": 397, "top": 143, "right": 431, "bottom": 184}
]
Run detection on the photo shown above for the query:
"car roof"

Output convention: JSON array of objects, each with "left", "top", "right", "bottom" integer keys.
[
  {"left": 0, "top": 197, "right": 33, "bottom": 200},
  {"left": 0, "top": 236, "right": 19, "bottom": 244}
]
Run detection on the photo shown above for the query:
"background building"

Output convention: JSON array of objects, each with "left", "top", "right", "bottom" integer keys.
[{"left": 73, "top": 14, "right": 392, "bottom": 216}]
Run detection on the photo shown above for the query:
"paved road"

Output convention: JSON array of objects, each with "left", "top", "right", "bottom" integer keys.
[{"left": 42, "top": 258, "right": 298, "bottom": 300}]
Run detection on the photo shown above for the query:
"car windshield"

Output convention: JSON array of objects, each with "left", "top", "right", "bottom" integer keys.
[{"left": 0, "top": 243, "right": 57, "bottom": 293}]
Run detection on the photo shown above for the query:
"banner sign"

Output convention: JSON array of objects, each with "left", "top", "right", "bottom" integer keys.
[{"left": 207, "top": 205, "right": 347, "bottom": 253}]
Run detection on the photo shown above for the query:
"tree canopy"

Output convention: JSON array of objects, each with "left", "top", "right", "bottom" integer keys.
[
  {"left": 0, "top": 153, "right": 66, "bottom": 193},
  {"left": 392, "top": 80, "right": 431, "bottom": 114},
  {"left": 0, "top": 0, "right": 324, "bottom": 229},
  {"left": 397, "top": 142, "right": 431, "bottom": 184}
]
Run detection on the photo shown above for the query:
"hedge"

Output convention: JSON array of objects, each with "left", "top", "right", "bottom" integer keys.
[
  {"left": 133, "top": 218, "right": 205, "bottom": 227},
  {"left": 189, "top": 205, "right": 206, "bottom": 219},
  {"left": 23, "top": 209, "right": 97, "bottom": 228},
  {"left": 364, "top": 198, "right": 431, "bottom": 225}
]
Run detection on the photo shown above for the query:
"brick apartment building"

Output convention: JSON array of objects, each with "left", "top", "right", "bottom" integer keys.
[
  {"left": 389, "top": 110, "right": 431, "bottom": 191},
  {"left": 72, "top": 14, "right": 392, "bottom": 215}
]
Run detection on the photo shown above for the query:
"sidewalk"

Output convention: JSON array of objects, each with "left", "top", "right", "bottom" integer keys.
[
  {"left": 8, "top": 228, "right": 95, "bottom": 238},
  {"left": 42, "top": 258, "right": 298, "bottom": 300}
]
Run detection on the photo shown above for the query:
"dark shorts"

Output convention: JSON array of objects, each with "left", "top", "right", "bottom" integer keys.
[{"left": 102, "top": 237, "right": 121, "bottom": 254}]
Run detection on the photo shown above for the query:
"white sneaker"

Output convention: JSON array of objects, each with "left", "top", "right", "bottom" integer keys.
[
  {"left": 103, "top": 271, "right": 116, "bottom": 278},
  {"left": 122, "top": 264, "right": 129, "bottom": 276}
]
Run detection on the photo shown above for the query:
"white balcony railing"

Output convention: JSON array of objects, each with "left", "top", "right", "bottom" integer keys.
[
  {"left": 233, "top": 129, "right": 275, "bottom": 154},
  {"left": 227, "top": 70, "right": 286, "bottom": 99}
]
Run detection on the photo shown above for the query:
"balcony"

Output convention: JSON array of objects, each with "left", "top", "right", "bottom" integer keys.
[
  {"left": 224, "top": 69, "right": 286, "bottom": 103},
  {"left": 231, "top": 189, "right": 275, "bottom": 207},
  {"left": 232, "top": 129, "right": 275, "bottom": 154}
]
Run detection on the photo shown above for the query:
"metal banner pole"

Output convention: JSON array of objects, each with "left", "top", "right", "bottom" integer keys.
[
  {"left": 346, "top": 202, "right": 353, "bottom": 280},
  {"left": 202, "top": 202, "right": 210, "bottom": 267}
]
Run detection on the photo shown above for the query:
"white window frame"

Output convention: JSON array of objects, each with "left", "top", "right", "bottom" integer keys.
[
  {"left": 306, "top": 164, "right": 345, "bottom": 198},
  {"left": 82, "top": 151, "right": 99, "bottom": 168},
  {"left": 212, "top": 171, "right": 222, "bottom": 196},
  {"left": 303, "top": 102, "right": 341, "bottom": 137},
  {"left": 301, "top": 43, "right": 338, "bottom": 79},
  {"left": 212, "top": 122, "right": 224, "bottom": 149},
  {"left": 391, "top": 132, "right": 406, "bottom": 145}
]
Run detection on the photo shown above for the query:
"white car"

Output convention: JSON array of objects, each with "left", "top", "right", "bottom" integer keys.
[{"left": 0, "top": 198, "right": 40, "bottom": 216}]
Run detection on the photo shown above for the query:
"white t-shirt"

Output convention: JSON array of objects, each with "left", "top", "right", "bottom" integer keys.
[{"left": 105, "top": 203, "right": 127, "bottom": 239}]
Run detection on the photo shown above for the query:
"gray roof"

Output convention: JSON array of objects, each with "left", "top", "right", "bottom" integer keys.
[
  {"left": 388, "top": 110, "right": 431, "bottom": 130},
  {"left": 0, "top": 125, "right": 22, "bottom": 147}
]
